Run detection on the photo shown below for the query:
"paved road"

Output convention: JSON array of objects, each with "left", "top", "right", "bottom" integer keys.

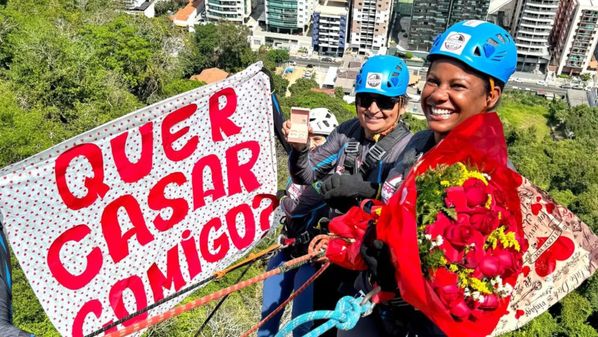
[
  {"left": 289, "top": 56, "right": 341, "bottom": 67},
  {"left": 507, "top": 82, "right": 567, "bottom": 97}
]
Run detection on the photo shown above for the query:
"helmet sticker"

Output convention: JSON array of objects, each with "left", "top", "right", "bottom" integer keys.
[
  {"left": 463, "top": 20, "right": 484, "bottom": 27},
  {"left": 439, "top": 32, "right": 472, "bottom": 56},
  {"left": 365, "top": 72, "right": 383, "bottom": 89}
]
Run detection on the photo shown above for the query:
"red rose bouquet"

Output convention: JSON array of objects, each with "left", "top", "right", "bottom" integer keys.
[
  {"left": 376, "top": 112, "right": 528, "bottom": 337},
  {"left": 414, "top": 162, "right": 526, "bottom": 321}
]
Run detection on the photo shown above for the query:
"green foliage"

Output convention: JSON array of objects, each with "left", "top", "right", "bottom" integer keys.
[
  {"left": 271, "top": 73, "right": 289, "bottom": 97},
  {"left": 160, "top": 78, "right": 204, "bottom": 98},
  {"left": 500, "top": 311, "right": 562, "bottom": 337},
  {"left": 403, "top": 113, "right": 427, "bottom": 132},
  {"left": 155, "top": 0, "right": 188, "bottom": 16},
  {"left": 498, "top": 91, "right": 550, "bottom": 140},
  {"left": 0, "top": 4, "right": 594, "bottom": 336},
  {"left": 188, "top": 23, "right": 256, "bottom": 75},
  {"left": 282, "top": 92, "right": 354, "bottom": 122},
  {"left": 580, "top": 73, "right": 592, "bottom": 82},
  {"left": 405, "top": 51, "right": 413, "bottom": 59},
  {"left": 334, "top": 87, "right": 344, "bottom": 99},
  {"left": 288, "top": 78, "right": 319, "bottom": 96}
]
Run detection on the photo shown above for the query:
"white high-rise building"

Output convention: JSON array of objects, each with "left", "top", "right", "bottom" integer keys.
[
  {"left": 550, "top": 0, "right": 598, "bottom": 75},
  {"left": 265, "top": 0, "right": 316, "bottom": 34},
  {"left": 511, "top": 0, "right": 559, "bottom": 72},
  {"left": 206, "top": 0, "right": 252, "bottom": 23},
  {"left": 312, "top": 0, "right": 349, "bottom": 56},
  {"left": 350, "top": 0, "right": 393, "bottom": 54}
]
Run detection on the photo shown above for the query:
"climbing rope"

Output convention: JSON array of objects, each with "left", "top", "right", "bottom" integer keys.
[
  {"left": 239, "top": 261, "right": 331, "bottom": 337},
  {"left": 85, "top": 242, "right": 282, "bottom": 337},
  {"left": 275, "top": 287, "right": 380, "bottom": 337},
  {"left": 193, "top": 259, "right": 257, "bottom": 337},
  {"left": 102, "top": 247, "right": 325, "bottom": 337}
]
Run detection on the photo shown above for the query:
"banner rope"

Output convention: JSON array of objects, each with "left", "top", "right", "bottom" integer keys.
[
  {"left": 239, "top": 262, "right": 331, "bottom": 337},
  {"left": 100, "top": 246, "right": 326, "bottom": 337},
  {"left": 84, "top": 242, "right": 282, "bottom": 337}
]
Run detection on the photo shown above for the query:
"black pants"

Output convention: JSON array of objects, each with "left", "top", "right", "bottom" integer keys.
[{"left": 312, "top": 265, "right": 360, "bottom": 337}]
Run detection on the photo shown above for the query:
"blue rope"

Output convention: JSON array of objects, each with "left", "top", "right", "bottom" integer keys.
[{"left": 275, "top": 295, "right": 373, "bottom": 337}]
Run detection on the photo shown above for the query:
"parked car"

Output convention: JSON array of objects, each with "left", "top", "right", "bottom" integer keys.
[{"left": 321, "top": 57, "right": 333, "bottom": 62}]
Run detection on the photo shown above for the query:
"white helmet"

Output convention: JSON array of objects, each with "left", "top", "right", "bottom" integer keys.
[{"left": 309, "top": 108, "right": 338, "bottom": 136}]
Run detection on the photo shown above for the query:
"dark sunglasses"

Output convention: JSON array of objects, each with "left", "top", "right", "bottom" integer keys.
[{"left": 356, "top": 94, "right": 399, "bottom": 110}]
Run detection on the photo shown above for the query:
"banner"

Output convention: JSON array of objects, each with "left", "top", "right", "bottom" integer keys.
[
  {"left": 492, "top": 177, "right": 598, "bottom": 335},
  {"left": 0, "top": 63, "right": 279, "bottom": 336}
]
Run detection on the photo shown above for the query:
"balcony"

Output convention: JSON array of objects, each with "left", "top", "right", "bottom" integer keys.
[{"left": 208, "top": 0, "right": 240, "bottom": 8}]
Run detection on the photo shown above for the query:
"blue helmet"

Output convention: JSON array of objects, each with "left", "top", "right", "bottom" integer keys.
[
  {"left": 355, "top": 55, "right": 409, "bottom": 97},
  {"left": 428, "top": 20, "right": 517, "bottom": 84}
]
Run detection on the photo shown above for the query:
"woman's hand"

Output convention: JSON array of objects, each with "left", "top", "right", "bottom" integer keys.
[{"left": 282, "top": 120, "right": 310, "bottom": 151}]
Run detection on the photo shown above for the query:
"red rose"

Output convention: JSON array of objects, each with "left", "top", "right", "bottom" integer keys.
[
  {"left": 425, "top": 212, "right": 452, "bottom": 238},
  {"left": 464, "top": 244, "right": 486, "bottom": 269},
  {"left": 463, "top": 178, "right": 488, "bottom": 208},
  {"left": 432, "top": 268, "right": 465, "bottom": 309},
  {"left": 469, "top": 209, "right": 500, "bottom": 235},
  {"left": 445, "top": 186, "right": 468, "bottom": 210},
  {"left": 444, "top": 223, "right": 475, "bottom": 248},
  {"left": 493, "top": 247, "right": 522, "bottom": 278},
  {"left": 478, "top": 255, "right": 504, "bottom": 278},
  {"left": 450, "top": 300, "right": 472, "bottom": 320},
  {"left": 477, "top": 294, "right": 499, "bottom": 310}
]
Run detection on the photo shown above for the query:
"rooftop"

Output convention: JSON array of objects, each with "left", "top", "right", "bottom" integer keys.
[
  {"left": 190, "top": 67, "right": 229, "bottom": 84},
  {"left": 316, "top": 0, "right": 348, "bottom": 15},
  {"left": 579, "top": 0, "right": 598, "bottom": 8},
  {"left": 172, "top": 0, "right": 202, "bottom": 23}
]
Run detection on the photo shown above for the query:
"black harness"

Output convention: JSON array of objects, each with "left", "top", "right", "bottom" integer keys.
[{"left": 342, "top": 122, "right": 411, "bottom": 178}]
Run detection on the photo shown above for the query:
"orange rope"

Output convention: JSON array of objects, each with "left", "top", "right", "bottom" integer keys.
[
  {"left": 239, "top": 262, "right": 331, "bottom": 337},
  {"left": 214, "top": 243, "right": 281, "bottom": 279},
  {"left": 103, "top": 252, "right": 322, "bottom": 337}
]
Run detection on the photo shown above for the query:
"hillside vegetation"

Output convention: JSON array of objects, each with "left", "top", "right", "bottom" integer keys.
[{"left": 0, "top": 2, "right": 595, "bottom": 337}]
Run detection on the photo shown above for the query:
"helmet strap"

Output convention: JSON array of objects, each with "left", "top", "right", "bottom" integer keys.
[{"left": 489, "top": 77, "right": 495, "bottom": 93}]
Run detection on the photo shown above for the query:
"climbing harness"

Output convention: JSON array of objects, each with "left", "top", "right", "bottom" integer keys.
[{"left": 275, "top": 287, "right": 381, "bottom": 337}]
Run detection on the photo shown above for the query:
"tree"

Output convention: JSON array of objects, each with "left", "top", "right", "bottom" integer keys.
[
  {"left": 288, "top": 78, "right": 318, "bottom": 96},
  {"left": 271, "top": 73, "right": 289, "bottom": 97},
  {"left": 190, "top": 23, "right": 256, "bottom": 74},
  {"left": 267, "top": 49, "right": 289, "bottom": 64}
]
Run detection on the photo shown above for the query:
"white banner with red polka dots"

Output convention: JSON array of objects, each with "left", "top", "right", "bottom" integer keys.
[{"left": 0, "top": 63, "right": 279, "bottom": 337}]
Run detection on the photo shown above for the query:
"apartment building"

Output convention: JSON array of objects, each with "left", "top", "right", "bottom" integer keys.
[
  {"left": 206, "top": 0, "right": 251, "bottom": 23},
  {"left": 550, "top": 0, "right": 598, "bottom": 75},
  {"left": 312, "top": 0, "right": 349, "bottom": 56},
  {"left": 511, "top": 0, "right": 559, "bottom": 72},
  {"left": 350, "top": 0, "right": 393, "bottom": 54},
  {"left": 265, "top": 0, "right": 316, "bottom": 33},
  {"left": 408, "top": 0, "right": 491, "bottom": 51}
]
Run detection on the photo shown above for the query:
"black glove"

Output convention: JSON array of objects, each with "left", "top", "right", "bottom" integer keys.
[
  {"left": 318, "top": 172, "right": 378, "bottom": 201},
  {"left": 360, "top": 222, "right": 397, "bottom": 292}
]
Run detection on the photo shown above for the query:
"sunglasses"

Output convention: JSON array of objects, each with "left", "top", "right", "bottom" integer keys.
[{"left": 356, "top": 94, "right": 399, "bottom": 110}]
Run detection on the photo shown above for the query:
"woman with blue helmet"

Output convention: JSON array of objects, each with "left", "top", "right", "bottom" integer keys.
[
  {"left": 355, "top": 20, "right": 519, "bottom": 337},
  {"left": 281, "top": 55, "right": 412, "bottom": 337},
  {"left": 282, "top": 55, "right": 412, "bottom": 210}
]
